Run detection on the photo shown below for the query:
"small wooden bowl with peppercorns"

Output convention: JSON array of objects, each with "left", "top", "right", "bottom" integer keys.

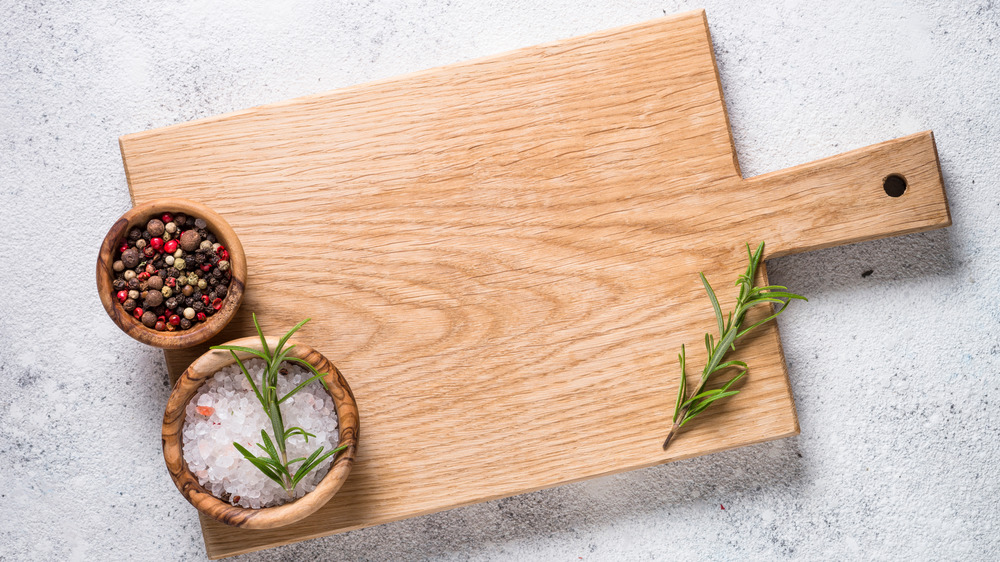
[{"left": 97, "top": 198, "right": 246, "bottom": 349}]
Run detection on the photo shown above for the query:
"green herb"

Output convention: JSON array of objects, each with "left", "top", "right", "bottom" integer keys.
[
  {"left": 663, "top": 242, "right": 806, "bottom": 451},
  {"left": 211, "top": 314, "right": 347, "bottom": 497}
]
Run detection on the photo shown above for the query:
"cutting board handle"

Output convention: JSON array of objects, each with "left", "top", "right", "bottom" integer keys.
[{"left": 742, "top": 131, "right": 950, "bottom": 258}]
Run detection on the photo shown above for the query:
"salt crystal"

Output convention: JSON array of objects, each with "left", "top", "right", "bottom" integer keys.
[{"left": 182, "top": 359, "right": 339, "bottom": 508}]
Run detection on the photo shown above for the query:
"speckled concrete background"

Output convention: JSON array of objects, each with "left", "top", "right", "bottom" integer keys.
[{"left": 2, "top": 0, "right": 998, "bottom": 560}]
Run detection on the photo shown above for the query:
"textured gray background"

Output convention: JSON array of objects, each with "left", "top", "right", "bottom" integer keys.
[{"left": 1, "top": 0, "right": 998, "bottom": 560}]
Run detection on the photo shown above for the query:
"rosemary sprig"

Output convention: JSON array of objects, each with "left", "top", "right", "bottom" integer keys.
[
  {"left": 662, "top": 242, "right": 806, "bottom": 450},
  {"left": 212, "top": 314, "right": 346, "bottom": 498}
]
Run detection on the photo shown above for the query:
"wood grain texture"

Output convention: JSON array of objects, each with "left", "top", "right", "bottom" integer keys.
[
  {"left": 162, "top": 337, "right": 359, "bottom": 529},
  {"left": 119, "top": 10, "right": 949, "bottom": 558}
]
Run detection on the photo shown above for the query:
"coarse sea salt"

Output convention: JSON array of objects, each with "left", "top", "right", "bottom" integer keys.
[{"left": 182, "top": 358, "right": 339, "bottom": 509}]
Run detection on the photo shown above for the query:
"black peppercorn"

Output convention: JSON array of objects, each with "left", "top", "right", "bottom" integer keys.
[
  {"left": 122, "top": 298, "right": 137, "bottom": 312},
  {"left": 192, "top": 301, "right": 204, "bottom": 312},
  {"left": 194, "top": 218, "right": 207, "bottom": 229},
  {"left": 112, "top": 279, "right": 127, "bottom": 291},
  {"left": 142, "top": 231, "right": 152, "bottom": 241},
  {"left": 165, "top": 297, "right": 178, "bottom": 310},
  {"left": 206, "top": 233, "right": 217, "bottom": 243},
  {"left": 174, "top": 213, "right": 187, "bottom": 226},
  {"left": 184, "top": 296, "right": 196, "bottom": 307},
  {"left": 180, "top": 318, "right": 192, "bottom": 330},
  {"left": 127, "top": 278, "right": 141, "bottom": 290},
  {"left": 128, "top": 228, "right": 142, "bottom": 241},
  {"left": 121, "top": 248, "right": 140, "bottom": 269},
  {"left": 167, "top": 267, "right": 180, "bottom": 278},
  {"left": 216, "top": 285, "right": 227, "bottom": 297}
]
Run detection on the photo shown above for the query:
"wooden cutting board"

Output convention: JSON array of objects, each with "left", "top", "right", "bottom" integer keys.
[{"left": 120, "top": 10, "right": 949, "bottom": 558}]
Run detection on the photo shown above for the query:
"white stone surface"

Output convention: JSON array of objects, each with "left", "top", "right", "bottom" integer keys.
[{"left": 1, "top": 0, "right": 998, "bottom": 559}]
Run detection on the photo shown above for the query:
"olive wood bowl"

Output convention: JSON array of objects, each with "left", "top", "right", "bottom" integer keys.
[
  {"left": 96, "top": 198, "right": 246, "bottom": 349},
  {"left": 162, "top": 337, "right": 359, "bottom": 529}
]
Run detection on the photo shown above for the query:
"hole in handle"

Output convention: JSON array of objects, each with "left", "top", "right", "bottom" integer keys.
[{"left": 883, "top": 174, "right": 907, "bottom": 197}]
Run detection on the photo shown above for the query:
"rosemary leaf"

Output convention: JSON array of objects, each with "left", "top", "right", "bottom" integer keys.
[{"left": 662, "top": 242, "right": 806, "bottom": 451}]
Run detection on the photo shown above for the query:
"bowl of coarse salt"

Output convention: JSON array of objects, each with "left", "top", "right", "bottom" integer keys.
[{"left": 162, "top": 335, "right": 359, "bottom": 529}]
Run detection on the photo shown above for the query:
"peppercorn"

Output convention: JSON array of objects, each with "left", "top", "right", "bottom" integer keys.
[
  {"left": 183, "top": 307, "right": 195, "bottom": 320},
  {"left": 196, "top": 312, "right": 206, "bottom": 322},
  {"left": 144, "top": 291, "right": 163, "bottom": 308},
  {"left": 147, "top": 276, "right": 164, "bottom": 291},
  {"left": 112, "top": 279, "right": 127, "bottom": 291},
  {"left": 122, "top": 298, "right": 137, "bottom": 312},
  {"left": 112, "top": 260, "right": 124, "bottom": 273},
  {"left": 127, "top": 278, "right": 140, "bottom": 290},
  {"left": 168, "top": 314, "right": 181, "bottom": 326},
  {"left": 142, "top": 231, "right": 151, "bottom": 241},
  {"left": 174, "top": 214, "right": 187, "bottom": 226},
  {"left": 146, "top": 219, "right": 165, "bottom": 236},
  {"left": 128, "top": 290, "right": 140, "bottom": 300},
  {"left": 192, "top": 252, "right": 205, "bottom": 266},
  {"left": 181, "top": 285, "right": 194, "bottom": 297},
  {"left": 128, "top": 228, "right": 142, "bottom": 241},
  {"left": 141, "top": 310, "right": 157, "bottom": 328},
  {"left": 180, "top": 318, "right": 192, "bottom": 330},
  {"left": 200, "top": 240, "right": 213, "bottom": 251},
  {"left": 143, "top": 246, "right": 155, "bottom": 257},
  {"left": 192, "top": 301, "right": 204, "bottom": 312},
  {"left": 215, "top": 285, "right": 227, "bottom": 298},
  {"left": 218, "top": 260, "right": 230, "bottom": 272},
  {"left": 194, "top": 218, "right": 207, "bottom": 229},
  {"left": 155, "top": 320, "right": 166, "bottom": 331},
  {"left": 174, "top": 249, "right": 183, "bottom": 258},
  {"left": 165, "top": 222, "right": 177, "bottom": 234},
  {"left": 184, "top": 296, "right": 196, "bottom": 307},
  {"left": 162, "top": 232, "right": 171, "bottom": 242},
  {"left": 121, "top": 248, "right": 140, "bottom": 269},
  {"left": 166, "top": 267, "right": 179, "bottom": 278},
  {"left": 197, "top": 279, "right": 208, "bottom": 290},
  {"left": 135, "top": 238, "right": 147, "bottom": 249},
  {"left": 206, "top": 233, "right": 216, "bottom": 244},
  {"left": 165, "top": 297, "right": 178, "bottom": 310},
  {"left": 179, "top": 230, "right": 201, "bottom": 252},
  {"left": 165, "top": 255, "right": 175, "bottom": 266},
  {"left": 161, "top": 286, "right": 173, "bottom": 298},
  {"left": 174, "top": 258, "right": 186, "bottom": 271}
]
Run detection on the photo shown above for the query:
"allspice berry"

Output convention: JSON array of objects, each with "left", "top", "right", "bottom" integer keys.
[
  {"left": 144, "top": 290, "right": 163, "bottom": 308},
  {"left": 141, "top": 310, "right": 157, "bottom": 328},
  {"left": 121, "top": 248, "right": 140, "bottom": 269},
  {"left": 146, "top": 218, "right": 165, "bottom": 236},
  {"left": 179, "top": 230, "right": 201, "bottom": 252},
  {"left": 146, "top": 275, "right": 164, "bottom": 291}
]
